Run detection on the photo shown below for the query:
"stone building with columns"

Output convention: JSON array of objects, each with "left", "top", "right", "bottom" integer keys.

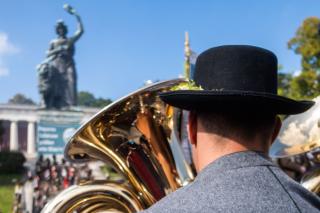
[{"left": 0, "top": 104, "right": 99, "bottom": 159}]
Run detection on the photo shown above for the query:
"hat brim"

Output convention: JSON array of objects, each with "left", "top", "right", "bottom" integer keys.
[{"left": 159, "top": 90, "right": 315, "bottom": 115}]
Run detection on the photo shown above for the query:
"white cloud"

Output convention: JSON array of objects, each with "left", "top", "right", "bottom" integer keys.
[
  {"left": 0, "top": 66, "right": 9, "bottom": 76},
  {"left": 0, "top": 33, "right": 18, "bottom": 55},
  {"left": 0, "top": 32, "right": 19, "bottom": 76}
]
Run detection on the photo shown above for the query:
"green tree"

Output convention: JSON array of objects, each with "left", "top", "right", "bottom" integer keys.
[
  {"left": 277, "top": 72, "right": 292, "bottom": 97},
  {"left": 78, "top": 91, "right": 112, "bottom": 108},
  {"left": 288, "top": 17, "right": 320, "bottom": 73},
  {"left": 8, "top": 93, "right": 36, "bottom": 105},
  {"left": 290, "top": 70, "right": 320, "bottom": 99},
  {"left": 287, "top": 17, "right": 320, "bottom": 99},
  {"left": 78, "top": 91, "right": 96, "bottom": 106},
  {"left": 91, "top": 97, "right": 112, "bottom": 108}
]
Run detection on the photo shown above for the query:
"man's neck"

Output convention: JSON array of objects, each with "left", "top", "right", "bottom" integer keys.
[{"left": 195, "top": 132, "right": 268, "bottom": 171}]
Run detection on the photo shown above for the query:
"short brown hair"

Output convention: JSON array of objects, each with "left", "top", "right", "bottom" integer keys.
[{"left": 197, "top": 110, "right": 276, "bottom": 143}]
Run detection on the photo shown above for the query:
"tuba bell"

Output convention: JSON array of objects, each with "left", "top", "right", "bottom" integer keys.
[
  {"left": 270, "top": 96, "right": 320, "bottom": 197},
  {"left": 42, "top": 78, "right": 196, "bottom": 213}
]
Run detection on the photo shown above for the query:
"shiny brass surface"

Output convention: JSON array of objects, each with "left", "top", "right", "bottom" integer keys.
[
  {"left": 42, "top": 79, "right": 195, "bottom": 213},
  {"left": 41, "top": 181, "right": 144, "bottom": 213},
  {"left": 270, "top": 96, "right": 320, "bottom": 158},
  {"left": 272, "top": 141, "right": 320, "bottom": 158},
  {"left": 301, "top": 169, "right": 320, "bottom": 195}
]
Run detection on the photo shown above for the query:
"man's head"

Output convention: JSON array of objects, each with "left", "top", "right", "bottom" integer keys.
[{"left": 159, "top": 45, "right": 314, "bottom": 171}]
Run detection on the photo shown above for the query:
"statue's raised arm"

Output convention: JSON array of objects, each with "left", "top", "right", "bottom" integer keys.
[{"left": 64, "top": 4, "right": 84, "bottom": 43}]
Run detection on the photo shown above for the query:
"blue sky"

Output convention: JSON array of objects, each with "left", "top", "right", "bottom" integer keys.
[{"left": 0, "top": 0, "right": 319, "bottom": 103}]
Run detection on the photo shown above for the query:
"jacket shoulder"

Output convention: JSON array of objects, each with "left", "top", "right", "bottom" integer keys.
[{"left": 141, "top": 165, "right": 320, "bottom": 213}]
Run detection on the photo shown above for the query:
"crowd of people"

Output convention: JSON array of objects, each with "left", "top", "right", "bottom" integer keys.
[{"left": 13, "top": 155, "right": 93, "bottom": 213}]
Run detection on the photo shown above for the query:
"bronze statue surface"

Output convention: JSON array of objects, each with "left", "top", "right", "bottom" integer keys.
[{"left": 38, "top": 4, "right": 84, "bottom": 109}]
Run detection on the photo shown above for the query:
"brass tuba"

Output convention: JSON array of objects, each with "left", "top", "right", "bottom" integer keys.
[
  {"left": 42, "top": 79, "right": 195, "bottom": 213},
  {"left": 270, "top": 96, "right": 320, "bottom": 196},
  {"left": 301, "top": 169, "right": 320, "bottom": 196}
]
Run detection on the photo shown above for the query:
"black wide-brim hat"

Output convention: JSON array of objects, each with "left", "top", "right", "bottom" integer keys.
[{"left": 160, "top": 45, "right": 314, "bottom": 114}]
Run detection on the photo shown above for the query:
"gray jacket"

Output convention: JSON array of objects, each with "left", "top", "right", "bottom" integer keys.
[{"left": 142, "top": 151, "right": 320, "bottom": 213}]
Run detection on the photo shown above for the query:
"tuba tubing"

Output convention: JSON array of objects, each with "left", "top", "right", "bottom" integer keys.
[{"left": 41, "top": 181, "right": 145, "bottom": 213}]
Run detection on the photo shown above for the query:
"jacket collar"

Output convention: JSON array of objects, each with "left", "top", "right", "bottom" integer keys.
[{"left": 196, "top": 151, "right": 276, "bottom": 181}]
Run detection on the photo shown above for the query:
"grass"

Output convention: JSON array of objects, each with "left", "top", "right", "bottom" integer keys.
[{"left": 0, "top": 174, "right": 22, "bottom": 213}]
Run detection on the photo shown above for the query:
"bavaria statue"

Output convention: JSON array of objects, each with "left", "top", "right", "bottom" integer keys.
[{"left": 37, "top": 4, "right": 84, "bottom": 109}]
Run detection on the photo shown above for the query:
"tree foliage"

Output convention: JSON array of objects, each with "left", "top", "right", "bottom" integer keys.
[
  {"left": 277, "top": 72, "right": 292, "bottom": 97},
  {"left": 285, "top": 17, "right": 320, "bottom": 99},
  {"left": 77, "top": 91, "right": 112, "bottom": 108},
  {"left": 290, "top": 70, "right": 320, "bottom": 99},
  {"left": 288, "top": 17, "right": 320, "bottom": 73},
  {"left": 8, "top": 93, "right": 36, "bottom": 105}
]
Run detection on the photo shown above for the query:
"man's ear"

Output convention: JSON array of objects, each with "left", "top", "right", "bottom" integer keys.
[
  {"left": 271, "top": 116, "right": 282, "bottom": 144},
  {"left": 188, "top": 111, "right": 197, "bottom": 146}
]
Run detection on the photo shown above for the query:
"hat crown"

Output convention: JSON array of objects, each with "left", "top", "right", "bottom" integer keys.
[{"left": 194, "top": 45, "right": 278, "bottom": 94}]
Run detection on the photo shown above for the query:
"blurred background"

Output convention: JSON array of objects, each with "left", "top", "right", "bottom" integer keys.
[{"left": 1, "top": 0, "right": 320, "bottom": 212}]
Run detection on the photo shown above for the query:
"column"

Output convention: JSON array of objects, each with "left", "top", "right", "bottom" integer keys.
[
  {"left": 27, "top": 121, "right": 36, "bottom": 156},
  {"left": 10, "top": 120, "right": 18, "bottom": 151}
]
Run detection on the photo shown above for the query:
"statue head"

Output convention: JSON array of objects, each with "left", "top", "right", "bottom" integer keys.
[{"left": 55, "top": 20, "right": 68, "bottom": 37}]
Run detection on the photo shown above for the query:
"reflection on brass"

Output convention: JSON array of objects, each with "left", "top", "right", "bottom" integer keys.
[
  {"left": 41, "top": 181, "right": 144, "bottom": 213},
  {"left": 42, "top": 79, "right": 195, "bottom": 212},
  {"left": 278, "top": 140, "right": 320, "bottom": 158},
  {"left": 270, "top": 96, "right": 320, "bottom": 158},
  {"left": 270, "top": 97, "right": 320, "bottom": 197},
  {"left": 301, "top": 169, "right": 320, "bottom": 195},
  {"left": 315, "top": 153, "right": 320, "bottom": 163}
]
